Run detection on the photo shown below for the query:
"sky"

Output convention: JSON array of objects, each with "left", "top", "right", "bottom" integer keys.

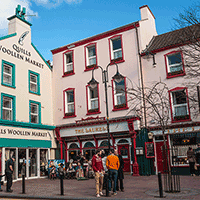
[{"left": 0, "top": 0, "right": 199, "bottom": 62}]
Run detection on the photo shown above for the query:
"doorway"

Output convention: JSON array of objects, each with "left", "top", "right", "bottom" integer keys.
[{"left": 118, "top": 144, "right": 130, "bottom": 172}]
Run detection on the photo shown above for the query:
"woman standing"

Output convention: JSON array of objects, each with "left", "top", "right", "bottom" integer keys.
[{"left": 187, "top": 147, "right": 196, "bottom": 176}]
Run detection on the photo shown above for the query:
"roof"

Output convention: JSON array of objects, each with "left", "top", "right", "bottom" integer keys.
[
  {"left": 142, "top": 23, "right": 200, "bottom": 55},
  {"left": 51, "top": 22, "right": 139, "bottom": 55}
]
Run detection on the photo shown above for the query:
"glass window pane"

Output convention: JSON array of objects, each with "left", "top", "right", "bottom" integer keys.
[
  {"left": 31, "top": 115, "right": 38, "bottom": 123},
  {"left": 4, "top": 65, "right": 12, "bottom": 74},
  {"left": 168, "top": 53, "right": 182, "bottom": 65},
  {"left": 3, "top": 109, "right": 11, "bottom": 120},
  {"left": 90, "top": 87, "right": 98, "bottom": 98},
  {"left": 88, "top": 46, "right": 96, "bottom": 57},
  {"left": 67, "top": 91, "right": 74, "bottom": 103},
  {"left": 115, "top": 80, "right": 125, "bottom": 94},
  {"left": 66, "top": 53, "right": 72, "bottom": 64},
  {"left": 89, "top": 57, "right": 96, "bottom": 65},
  {"left": 30, "top": 83, "right": 37, "bottom": 93},
  {"left": 173, "top": 90, "right": 187, "bottom": 105},
  {"left": 114, "top": 50, "right": 122, "bottom": 59},
  {"left": 3, "top": 97, "right": 12, "bottom": 108},
  {"left": 29, "top": 149, "right": 37, "bottom": 177},
  {"left": 112, "top": 38, "right": 121, "bottom": 50},
  {"left": 68, "top": 103, "right": 74, "bottom": 113},
  {"left": 31, "top": 104, "right": 38, "bottom": 114},
  {"left": 30, "top": 74, "right": 37, "bottom": 83},
  {"left": 3, "top": 74, "right": 12, "bottom": 85},
  {"left": 175, "top": 105, "right": 187, "bottom": 116}
]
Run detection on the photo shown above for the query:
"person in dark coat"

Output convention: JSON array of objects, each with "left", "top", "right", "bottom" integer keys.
[
  {"left": 5, "top": 156, "right": 15, "bottom": 192},
  {"left": 195, "top": 143, "right": 200, "bottom": 176},
  {"left": 187, "top": 147, "right": 196, "bottom": 176},
  {"left": 114, "top": 149, "right": 124, "bottom": 192}
]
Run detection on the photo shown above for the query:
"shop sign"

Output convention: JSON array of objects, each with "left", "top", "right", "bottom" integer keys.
[
  {"left": 0, "top": 126, "right": 51, "bottom": 140},
  {"left": 75, "top": 126, "right": 107, "bottom": 134}
]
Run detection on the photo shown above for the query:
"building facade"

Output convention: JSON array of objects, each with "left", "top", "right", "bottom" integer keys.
[
  {"left": 141, "top": 25, "right": 200, "bottom": 175},
  {"left": 51, "top": 5, "right": 157, "bottom": 174},
  {"left": 0, "top": 6, "right": 56, "bottom": 180}
]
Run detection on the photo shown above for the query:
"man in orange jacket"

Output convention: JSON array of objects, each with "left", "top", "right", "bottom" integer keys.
[{"left": 106, "top": 149, "right": 120, "bottom": 196}]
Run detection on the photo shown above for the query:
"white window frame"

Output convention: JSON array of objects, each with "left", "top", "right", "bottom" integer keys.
[
  {"left": 113, "top": 81, "right": 126, "bottom": 106},
  {"left": 86, "top": 45, "right": 96, "bottom": 67},
  {"left": 3, "top": 63, "right": 12, "bottom": 85},
  {"left": 64, "top": 52, "right": 73, "bottom": 73},
  {"left": 111, "top": 37, "right": 122, "bottom": 60},
  {"left": 167, "top": 52, "right": 183, "bottom": 73},
  {"left": 171, "top": 90, "right": 189, "bottom": 118},
  {"left": 30, "top": 73, "right": 38, "bottom": 93},
  {"left": 65, "top": 90, "right": 75, "bottom": 114},
  {"left": 2, "top": 96, "right": 12, "bottom": 120},
  {"left": 87, "top": 86, "right": 99, "bottom": 111},
  {"left": 30, "top": 103, "right": 39, "bottom": 123}
]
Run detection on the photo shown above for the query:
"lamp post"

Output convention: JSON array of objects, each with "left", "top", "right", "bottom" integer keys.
[{"left": 88, "top": 62, "right": 124, "bottom": 152}]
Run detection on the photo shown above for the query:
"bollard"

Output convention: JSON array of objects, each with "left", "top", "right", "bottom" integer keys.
[
  {"left": 105, "top": 173, "right": 109, "bottom": 197},
  {"left": 60, "top": 175, "right": 64, "bottom": 195},
  {"left": 22, "top": 174, "right": 25, "bottom": 194},
  {"left": 158, "top": 172, "right": 163, "bottom": 198}
]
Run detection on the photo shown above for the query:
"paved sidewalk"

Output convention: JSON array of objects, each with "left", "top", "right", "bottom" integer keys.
[{"left": 0, "top": 175, "right": 199, "bottom": 199}]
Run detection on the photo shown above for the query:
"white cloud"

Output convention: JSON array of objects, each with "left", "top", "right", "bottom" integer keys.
[
  {"left": 0, "top": 0, "right": 38, "bottom": 37},
  {"left": 34, "top": 0, "right": 82, "bottom": 8}
]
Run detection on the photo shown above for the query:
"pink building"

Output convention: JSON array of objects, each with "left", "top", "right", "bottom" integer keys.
[
  {"left": 141, "top": 25, "right": 200, "bottom": 175},
  {"left": 51, "top": 5, "right": 157, "bottom": 174}
]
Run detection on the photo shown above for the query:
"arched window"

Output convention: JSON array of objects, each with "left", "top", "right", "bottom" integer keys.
[
  {"left": 99, "top": 140, "right": 111, "bottom": 147},
  {"left": 69, "top": 143, "right": 79, "bottom": 149},
  {"left": 83, "top": 142, "right": 95, "bottom": 148},
  {"left": 118, "top": 139, "right": 129, "bottom": 144}
]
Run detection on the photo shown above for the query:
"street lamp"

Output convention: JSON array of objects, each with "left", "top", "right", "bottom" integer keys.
[{"left": 88, "top": 62, "right": 124, "bottom": 152}]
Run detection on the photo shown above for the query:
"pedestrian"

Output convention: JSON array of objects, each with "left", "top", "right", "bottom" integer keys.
[
  {"left": 92, "top": 149, "right": 104, "bottom": 198},
  {"left": 106, "top": 149, "right": 120, "bottom": 196},
  {"left": 50, "top": 165, "right": 57, "bottom": 180},
  {"left": 187, "top": 147, "right": 196, "bottom": 176},
  {"left": 58, "top": 163, "right": 65, "bottom": 179},
  {"left": 114, "top": 149, "right": 124, "bottom": 192},
  {"left": 195, "top": 143, "right": 200, "bottom": 176},
  {"left": 5, "top": 156, "right": 15, "bottom": 192},
  {"left": 0, "top": 172, "right": 5, "bottom": 192},
  {"left": 101, "top": 149, "right": 108, "bottom": 190}
]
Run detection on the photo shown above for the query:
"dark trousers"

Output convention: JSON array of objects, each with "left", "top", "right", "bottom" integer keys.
[
  {"left": 116, "top": 179, "right": 124, "bottom": 190},
  {"left": 108, "top": 169, "right": 118, "bottom": 192},
  {"left": 189, "top": 162, "right": 195, "bottom": 175},
  {"left": 6, "top": 172, "right": 13, "bottom": 191}
]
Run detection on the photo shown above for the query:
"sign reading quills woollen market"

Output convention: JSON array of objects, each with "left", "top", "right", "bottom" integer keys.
[
  {"left": 0, "top": 126, "right": 51, "bottom": 140},
  {"left": 0, "top": 31, "right": 44, "bottom": 69}
]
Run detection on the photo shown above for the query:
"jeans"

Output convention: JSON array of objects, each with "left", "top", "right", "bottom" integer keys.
[
  {"left": 189, "top": 162, "right": 195, "bottom": 175},
  {"left": 108, "top": 169, "right": 118, "bottom": 192},
  {"left": 95, "top": 172, "right": 103, "bottom": 195}
]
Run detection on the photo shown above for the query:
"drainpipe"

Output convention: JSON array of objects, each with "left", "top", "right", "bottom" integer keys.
[{"left": 133, "top": 23, "right": 147, "bottom": 128}]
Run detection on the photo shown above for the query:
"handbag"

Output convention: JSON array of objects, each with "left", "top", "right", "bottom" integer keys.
[{"left": 194, "top": 163, "right": 198, "bottom": 170}]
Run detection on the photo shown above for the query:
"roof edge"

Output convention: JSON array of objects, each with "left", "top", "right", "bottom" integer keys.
[{"left": 0, "top": 33, "right": 17, "bottom": 41}]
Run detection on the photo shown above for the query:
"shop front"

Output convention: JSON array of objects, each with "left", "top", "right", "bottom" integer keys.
[
  {"left": 152, "top": 126, "right": 200, "bottom": 175},
  {"left": 0, "top": 125, "right": 56, "bottom": 181},
  {"left": 56, "top": 116, "right": 140, "bottom": 173}
]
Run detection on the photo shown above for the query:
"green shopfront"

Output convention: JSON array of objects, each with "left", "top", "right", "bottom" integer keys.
[{"left": 0, "top": 122, "right": 55, "bottom": 181}]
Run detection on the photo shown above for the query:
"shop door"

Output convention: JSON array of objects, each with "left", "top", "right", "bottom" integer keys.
[
  {"left": 155, "top": 141, "right": 168, "bottom": 173},
  {"left": 118, "top": 144, "right": 130, "bottom": 172}
]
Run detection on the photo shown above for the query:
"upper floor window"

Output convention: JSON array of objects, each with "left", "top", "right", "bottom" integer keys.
[
  {"left": 165, "top": 51, "right": 185, "bottom": 78},
  {"left": 63, "top": 50, "right": 74, "bottom": 76},
  {"left": 85, "top": 44, "right": 97, "bottom": 71},
  {"left": 64, "top": 88, "right": 76, "bottom": 118},
  {"left": 86, "top": 84, "right": 100, "bottom": 115},
  {"left": 1, "top": 60, "right": 15, "bottom": 88},
  {"left": 109, "top": 35, "right": 124, "bottom": 63},
  {"left": 169, "top": 88, "right": 190, "bottom": 122},
  {"left": 29, "top": 70, "right": 40, "bottom": 95},
  {"left": 29, "top": 100, "right": 41, "bottom": 124},
  {"left": 112, "top": 78, "right": 128, "bottom": 111},
  {"left": 1, "top": 93, "right": 16, "bottom": 121}
]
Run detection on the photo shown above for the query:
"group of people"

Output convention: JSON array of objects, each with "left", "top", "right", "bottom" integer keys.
[
  {"left": 187, "top": 144, "right": 200, "bottom": 176},
  {"left": 92, "top": 148, "right": 124, "bottom": 198}
]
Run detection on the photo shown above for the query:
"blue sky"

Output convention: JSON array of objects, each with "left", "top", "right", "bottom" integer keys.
[{"left": 0, "top": 0, "right": 199, "bottom": 62}]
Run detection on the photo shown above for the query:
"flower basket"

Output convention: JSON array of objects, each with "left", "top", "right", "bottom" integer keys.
[
  {"left": 88, "top": 108, "right": 99, "bottom": 113},
  {"left": 174, "top": 115, "right": 190, "bottom": 121},
  {"left": 86, "top": 64, "right": 97, "bottom": 70},
  {"left": 64, "top": 70, "right": 73, "bottom": 75},
  {"left": 114, "top": 104, "right": 126, "bottom": 109},
  {"left": 111, "top": 57, "right": 123, "bottom": 63},
  {"left": 65, "top": 112, "right": 75, "bottom": 117},
  {"left": 168, "top": 70, "right": 184, "bottom": 76}
]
